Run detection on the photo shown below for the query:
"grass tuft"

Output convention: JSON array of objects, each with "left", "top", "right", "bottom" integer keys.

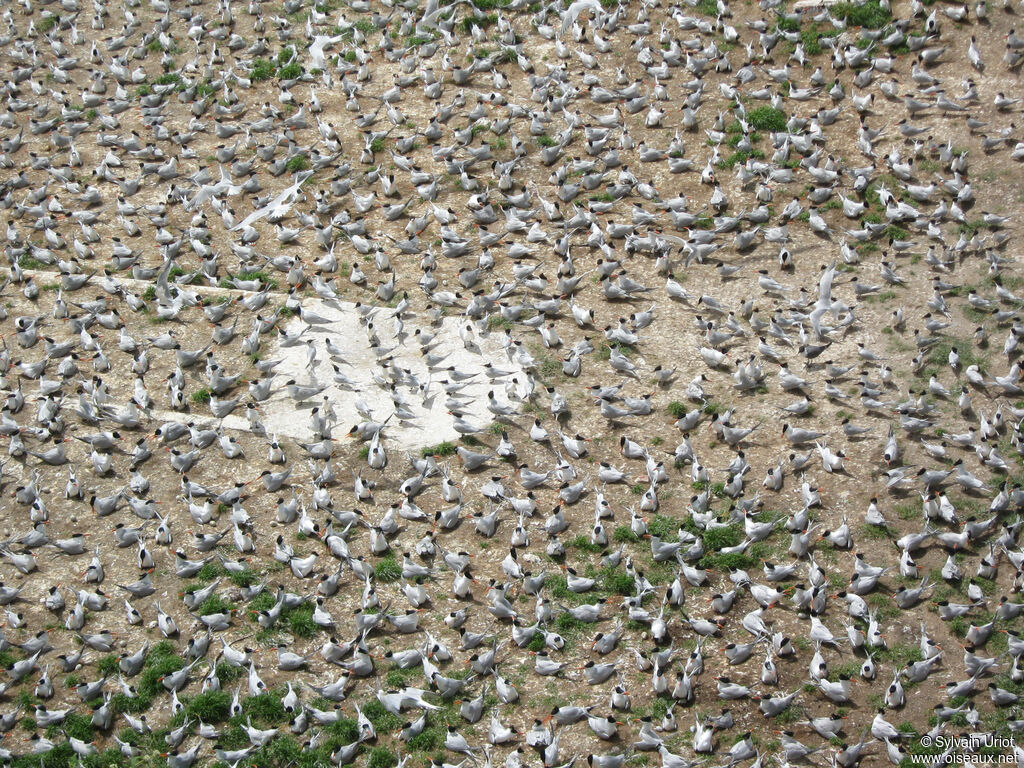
[
  {"left": 747, "top": 106, "right": 787, "bottom": 132},
  {"left": 422, "top": 441, "right": 456, "bottom": 457},
  {"left": 185, "top": 690, "right": 231, "bottom": 723},
  {"left": 375, "top": 556, "right": 401, "bottom": 583},
  {"left": 667, "top": 401, "right": 688, "bottom": 419},
  {"left": 832, "top": 0, "right": 892, "bottom": 28},
  {"left": 250, "top": 58, "right": 276, "bottom": 81}
]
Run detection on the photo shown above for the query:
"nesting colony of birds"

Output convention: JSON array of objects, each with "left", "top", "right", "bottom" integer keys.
[{"left": 3, "top": 0, "right": 1024, "bottom": 766}]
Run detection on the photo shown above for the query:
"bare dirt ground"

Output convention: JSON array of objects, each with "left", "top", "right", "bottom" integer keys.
[{"left": 1, "top": 0, "right": 1024, "bottom": 767}]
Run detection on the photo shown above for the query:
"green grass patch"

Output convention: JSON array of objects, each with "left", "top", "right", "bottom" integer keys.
[
  {"left": 251, "top": 58, "right": 276, "bottom": 81},
  {"left": 874, "top": 644, "right": 923, "bottom": 666},
  {"left": 567, "top": 535, "right": 605, "bottom": 554},
  {"left": 923, "top": 337, "right": 985, "bottom": 378},
  {"left": 613, "top": 526, "right": 639, "bottom": 543},
  {"left": 647, "top": 515, "right": 679, "bottom": 542},
  {"left": 374, "top": 556, "right": 401, "bottom": 583},
  {"left": 363, "top": 699, "right": 402, "bottom": 731},
  {"left": 546, "top": 575, "right": 605, "bottom": 606},
  {"left": 385, "top": 667, "right": 418, "bottom": 689},
  {"left": 276, "top": 46, "right": 296, "bottom": 67},
  {"left": 973, "top": 576, "right": 997, "bottom": 595},
  {"left": 135, "top": 641, "right": 184, "bottom": 704},
  {"left": 860, "top": 523, "right": 892, "bottom": 540},
  {"left": 97, "top": 654, "right": 119, "bottom": 677},
  {"left": 460, "top": 12, "right": 498, "bottom": 33},
  {"left": 700, "top": 551, "right": 757, "bottom": 570},
  {"left": 47, "top": 712, "right": 92, "bottom": 742},
  {"left": 719, "top": 149, "right": 765, "bottom": 168},
  {"left": 195, "top": 80, "right": 216, "bottom": 98},
  {"left": 536, "top": 354, "right": 561, "bottom": 381},
  {"left": 667, "top": 401, "right": 689, "bottom": 419},
  {"left": 155, "top": 73, "right": 182, "bottom": 87},
  {"left": 828, "top": 661, "right": 863, "bottom": 682},
  {"left": 774, "top": 705, "right": 804, "bottom": 725},
  {"left": 244, "top": 692, "right": 289, "bottom": 725},
  {"left": 198, "top": 594, "right": 234, "bottom": 616},
  {"left": 189, "top": 562, "right": 222, "bottom": 584},
  {"left": 864, "top": 290, "right": 897, "bottom": 303},
  {"left": 960, "top": 218, "right": 993, "bottom": 237},
  {"left": 867, "top": 591, "right": 900, "bottom": 619},
  {"left": 216, "top": 663, "right": 245, "bottom": 684},
  {"left": 228, "top": 568, "right": 259, "bottom": 588},
  {"left": 368, "top": 747, "right": 397, "bottom": 768},
  {"left": 776, "top": 16, "right": 800, "bottom": 32},
  {"left": 555, "top": 612, "right": 587, "bottom": 635},
  {"left": 488, "top": 315, "right": 512, "bottom": 330},
  {"left": 747, "top": 106, "right": 787, "bottom": 132},
  {"left": 408, "top": 718, "right": 446, "bottom": 751},
  {"left": 800, "top": 24, "right": 841, "bottom": 55},
  {"left": 894, "top": 502, "right": 919, "bottom": 520},
  {"left": 184, "top": 690, "right": 231, "bottom": 723},
  {"left": 833, "top": 0, "right": 891, "bottom": 28},
  {"left": 702, "top": 524, "right": 743, "bottom": 551},
  {"left": 599, "top": 567, "right": 635, "bottom": 596},
  {"left": 248, "top": 596, "right": 316, "bottom": 639}
]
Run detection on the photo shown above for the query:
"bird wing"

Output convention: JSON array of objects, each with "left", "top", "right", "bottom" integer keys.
[
  {"left": 419, "top": 0, "right": 445, "bottom": 27},
  {"left": 232, "top": 171, "right": 314, "bottom": 231},
  {"left": 560, "top": 0, "right": 603, "bottom": 35}
]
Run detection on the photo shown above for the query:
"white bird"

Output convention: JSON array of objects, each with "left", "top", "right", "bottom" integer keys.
[{"left": 560, "top": 0, "right": 604, "bottom": 36}]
